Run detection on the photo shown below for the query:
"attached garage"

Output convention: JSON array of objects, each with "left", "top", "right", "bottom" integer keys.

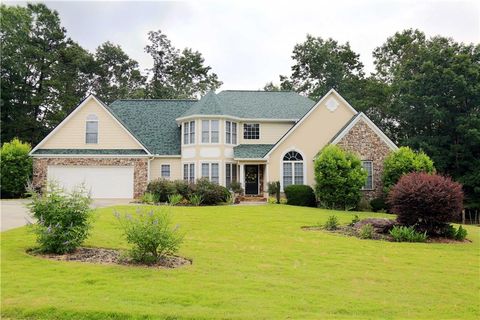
[{"left": 47, "top": 165, "right": 134, "bottom": 199}]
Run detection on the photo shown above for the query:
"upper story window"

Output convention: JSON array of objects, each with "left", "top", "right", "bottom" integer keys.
[
  {"left": 85, "top": 114, "right": 98, "bottom": 144},
  {"left": 282, "top": 151, "right": 304, "bottom": 189},
  {"left": 244, "top": 123, "right": 259, "bottom": 140},
  {"left": 202, "top": 120, "right": 219, "bottom": 143},
  {"left": 183, "top": 121, "right": 195, "bottom": 145},
  {"left": 226, "top": 121, "right": 238, "bottom": 144},
  {"left": 362, "top": 161, "right": 373, "bottom": 190}
]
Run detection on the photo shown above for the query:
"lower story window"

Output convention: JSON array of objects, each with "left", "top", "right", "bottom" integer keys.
[
  {"left": 225, "top": 163, "right": 238, "bottom": 188},
  {"left": 283, "top": 162, "right": 304, "bottom": 189},
  {"left": 183, "top": 163, "right": 195, "bottom": 183},
  {"left": 161, "top": 164, "right": 170, "bottom": 179},
  {"left": 362, "top": 161, "right": 373, "bottom": 190},
  {"left": 201, "top": 163, "right": 219, "bottom": 184}
]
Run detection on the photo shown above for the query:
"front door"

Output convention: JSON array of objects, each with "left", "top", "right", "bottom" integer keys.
[{"left": 244, "top": 165, "right": 259, "bottom": 195}]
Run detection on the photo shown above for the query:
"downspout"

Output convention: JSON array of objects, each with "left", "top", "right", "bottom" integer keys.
[{"left": 147, "top": 156, "right": 154, "bottom": 182}]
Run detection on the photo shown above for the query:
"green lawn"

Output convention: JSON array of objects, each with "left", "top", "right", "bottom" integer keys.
[{"left": 1, "top": 204, "right": 479, "bottom": 319}]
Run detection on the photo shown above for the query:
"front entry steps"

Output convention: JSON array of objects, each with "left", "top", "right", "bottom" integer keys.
[{"left": 238, "top": 195, "right": 267, "bottom": 202}]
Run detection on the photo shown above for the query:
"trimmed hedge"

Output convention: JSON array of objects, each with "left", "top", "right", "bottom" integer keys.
[{"left": 284, "top": 185, "right": 317, "bottom": 207}]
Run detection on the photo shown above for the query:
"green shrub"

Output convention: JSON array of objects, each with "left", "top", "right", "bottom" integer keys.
[
  {"left": 370, "top": 197, "right": 386, "bottom": 212},
  {"left": 314, "top": 145, "right": 367, "bottom": 210},
  {"left": 382, "top": 146, "right": 435, "bottom": 194},
  {"left": 267, "top": 197, "right": 277, "bottom": 204},
  {"left": 189, "top": 194, "right": 203, "bottom": 206},
  {"left": 115, "top": 208, "right": 184, "bottom": 264},
  {"left": 146, "top": 179, "right": 175, "bottom": 202},
  {"left": 357, "top": 197, "right": 371, "bottom": 212},
  {"left": 324, "top": 215, "right": 339, "bottom": 230},
  {"left": 284, "top": 185, "right": 316, "bottom": 207},
  {"left": 1, "top": 138, "right": 32, "bottom": 198},
  {"left": 229, "top": 181, "right": 244, "bottom": 195},
  {"left": 167, "top": 194, "right": 183, "bottom": 206},
  {"left": 455, "top": 225, "right": 468, "bottom": 241},
  {"left": 389, "top": 226, "right": 427, "bottom": 242},
  {"left": 172, "top": 180, "right": 192, "bottom": 199},
  {"left": 267, "top": 181, "right": 279, "bottom": 196},
  {"left": 359, "top": 224, "right": 374, "bottom": 239},
  {"left": 191, "top": 178, "right": 229, "bottom": 205},
  {"left": 27, "top": 183, "right": 93, "bottom": 254},
  {"left": 279, "top": 197, "right": 287, "bottom": 204},
  {"left": 350, "top": 214, "right": 360, "bottom": 226},
  {"left": 141, "top": 192, "right": 157, "bottom": 204}
]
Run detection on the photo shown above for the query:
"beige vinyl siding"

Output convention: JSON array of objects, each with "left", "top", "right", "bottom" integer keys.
[
  {"left": 267, "top": 91, "right": 356, "bottom": 188},
  {"left": 42, "top": 99, "right": 142, "bottom": 149},
  {"left": 239, "top": 121, "right": 293, "bottom": 145},
  {"left": 149, "top": 158, "right": 182, "bottom": 181}
]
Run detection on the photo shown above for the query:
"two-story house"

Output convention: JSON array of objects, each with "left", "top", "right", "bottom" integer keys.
[{"left": 30, "top": 89, "right": 397, "bottom": 199}]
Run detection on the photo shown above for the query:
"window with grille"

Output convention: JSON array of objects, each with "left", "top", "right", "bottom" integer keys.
[
  {"left": 282, "top": 151, "right": 304, "bottom": 189},
  {"left": 243, "top": 123, "right": 259, "bottom": 139}
]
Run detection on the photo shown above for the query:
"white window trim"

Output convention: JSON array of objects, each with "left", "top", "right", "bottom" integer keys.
[
  {"left": 160, "top": 163, "right": 171, "bottom": 180},
  {"left": 201, "top": 120, "right": 221, "bottom": 145},
  {"left": 279, "top": 148, "right": 306, "bottom": 192},
  {"left": 200, "top": 161, "right": 221, "bottom": 184},
  {"left": 225, "top": 121, "right": 238, "bottom": 145},
  {"left": 225, "top": 162, "right": 238, "bottom": 187},
  {"left": 243, "top": 123, "right": 260, "bottom": 140},
  {"left": 85, "top": 114, "right": 99, "bottom": 144},
  {"left": 182, "top": 162, "right": 196, "bottom": 183},
  {"left": 182, "top": 120, "right": 195, "bottom": 145},
  {"left": 361, "top": 160, "right": 374, "bottom": 190}
]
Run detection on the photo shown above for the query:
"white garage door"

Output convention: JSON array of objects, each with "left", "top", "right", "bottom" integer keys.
[{"left": 47, "top": 166, "right": 134, "bottom": 199}]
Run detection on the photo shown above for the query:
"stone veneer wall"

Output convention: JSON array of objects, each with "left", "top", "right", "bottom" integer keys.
[
  {"left": 336, "top": 119, "right": 393, "bottom": 200},
  {"left": 32, "top": 157, "right": 148, "bottom": 198}
]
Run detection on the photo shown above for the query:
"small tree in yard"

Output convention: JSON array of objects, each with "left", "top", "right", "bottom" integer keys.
[
  {"left": 388, "top": 172, "right": 463, "bottom": 235},
  {"left": 116, "top": 208, "right": 184, "bottom": 264},
  {"left": 28, "top": 183, "right": 93, "bottom": 254},
  {"left": 314, "top": 145, "right": 367, "bottom": 210},
  {"left": 1, "top": 138, "right": 32, "bottom": 198},
  {"left": 382, "top": 146, "right": 435, "bottom": 194}
]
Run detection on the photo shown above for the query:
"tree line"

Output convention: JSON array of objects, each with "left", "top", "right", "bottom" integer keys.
[{"left": 1, "top": 3, "right": 478, "bottom": 207}]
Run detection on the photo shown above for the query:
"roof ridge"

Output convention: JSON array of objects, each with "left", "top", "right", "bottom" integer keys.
[
  {"left": 221, "top": 90, "right": 295, "bottom": 93},
  {"left": 114, "top": 99, "right": 197, "bottom": 101}
]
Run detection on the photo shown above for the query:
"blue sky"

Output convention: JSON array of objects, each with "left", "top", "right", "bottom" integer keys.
[{"left": 6, "top": 0, "right": 480, "bottom": 90}]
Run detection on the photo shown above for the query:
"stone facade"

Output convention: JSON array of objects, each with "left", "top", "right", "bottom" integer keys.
[
  {"left": 336, "top": 119, "right": 393, "bottom": 200},
  {"left": 32, "top": 157, "right": 149, "bottom": 198}
]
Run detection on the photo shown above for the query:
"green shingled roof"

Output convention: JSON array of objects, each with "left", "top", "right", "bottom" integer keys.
[
  {"left": 180, "top": 90, "right": 315, "bottom": 119},
  {"left": 108, "top": 99, "right": 196, "bottom": 155},
  {"left": 32, "top": 149, "right": 147, "bottom": 155},
  {"left": 233, "top": 144, "right": 274, "bottom": 159}
]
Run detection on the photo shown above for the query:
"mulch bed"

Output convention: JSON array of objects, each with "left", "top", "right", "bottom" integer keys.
[
  {"left": 302, "top": 220, "right": 471, "bottom": 244},
  {"left": 28, "top": 247, "right": 192, "bottom": 269}
]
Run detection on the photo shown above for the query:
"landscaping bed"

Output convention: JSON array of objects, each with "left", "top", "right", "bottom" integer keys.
[
  {"left": 302, "top": 217, "right": 471, "bottom": 243},
  {"left": 27, "top": 247, "right": 192, "bottom": 269}
]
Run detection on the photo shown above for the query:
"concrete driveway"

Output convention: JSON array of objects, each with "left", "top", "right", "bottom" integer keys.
[{"left": 1, "top": 199, "right": 133, "bottom": 232}]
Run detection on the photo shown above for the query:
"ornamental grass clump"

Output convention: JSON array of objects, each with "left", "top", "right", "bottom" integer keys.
[
  {"left": 27, "top": 183, "right": 93, "bottom": 254},
  {"left": 115, "top": 208, "right": 184, "bottom": 264},
  {"left": 324, "top": 215, "right": 339, "bottom": 230}
]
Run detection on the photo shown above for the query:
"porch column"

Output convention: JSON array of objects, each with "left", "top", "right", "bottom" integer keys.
[{"left": 239, "top": 163, "right": 245, "bottom": 189}]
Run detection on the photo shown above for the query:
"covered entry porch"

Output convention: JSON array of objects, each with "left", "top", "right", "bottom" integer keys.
[{"left": 238, "top": 160, "right": 268, "bottom": 197}]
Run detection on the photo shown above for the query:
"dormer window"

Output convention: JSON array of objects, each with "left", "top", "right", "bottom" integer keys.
[{"left": 85, "top": 114, "right": 98, "bottom": 144}]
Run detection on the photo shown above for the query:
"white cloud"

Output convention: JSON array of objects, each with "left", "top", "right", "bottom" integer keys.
[{"left": 6, "top": 0, "right": 479, "bottom": 90}]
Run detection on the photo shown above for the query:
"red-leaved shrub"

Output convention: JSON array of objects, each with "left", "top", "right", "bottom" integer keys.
[{"left": 388, "top": 172, "right": 463, "bottom": 235}]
